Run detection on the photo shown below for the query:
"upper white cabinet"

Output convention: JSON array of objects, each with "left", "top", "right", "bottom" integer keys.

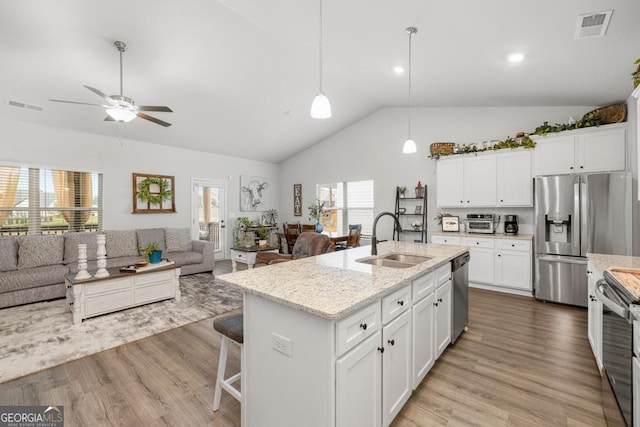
[
  {"left": 532, "top": 124, "right": 627, "bottom": 176},
  {"left": 436, "top": 155, "right": 497, "bottom": 207},
  {"left": 437, "top": 151, "right": 532, "bottom": 208}
]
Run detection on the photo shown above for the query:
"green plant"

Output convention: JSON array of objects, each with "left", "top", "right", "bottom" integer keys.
[
  {"left": 398, "top": 186, "right": 407, "bottom": 195},
  {"left": 139, "top": 242, "right": 160, "bottom": 261},
  {"left": 136, "top": 177, "right": 172, "bottom": 205},
  {"left": 632, "top": 58, "right": 640, "bottom": 88},
  {"left": 308, "top": 199, "right": 326, "bottom": 221},
  {"left": 531, "top": 113, "right": 600, "bottom": 136},
  {"left": 433, "top": 212, "right": 452, "bottom": 225},
  {"left": 256, "top": 226, "right": 268, "bottom": 240},
  {"left": 234, "top": 216, "right": 251, "bottom": 230}
]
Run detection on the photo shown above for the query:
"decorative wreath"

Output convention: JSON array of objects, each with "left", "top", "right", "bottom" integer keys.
[{"left": 137, "top": 177, "right": 172, "bottom": 205}]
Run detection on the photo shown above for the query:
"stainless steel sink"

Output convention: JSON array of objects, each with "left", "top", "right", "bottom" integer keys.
[{"left": 356, "top": 253, "right": 432, "bottom": 269}]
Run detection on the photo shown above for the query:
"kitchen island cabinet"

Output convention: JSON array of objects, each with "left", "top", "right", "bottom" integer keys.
[{"left": 218, "top": 242, "right": 467, "bottom": 427}]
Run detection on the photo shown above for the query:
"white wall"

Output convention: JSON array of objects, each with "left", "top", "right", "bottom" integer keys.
[
  {"left": 279, "top": 106, "right": 595, "bottom": 242},
  {"left": 0, "top": 118, "right": 279, "bottom": 253}
]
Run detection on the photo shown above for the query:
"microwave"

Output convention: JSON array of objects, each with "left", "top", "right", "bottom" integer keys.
[{"left": 466, "top": 214, "right": 496, "bottom": 234}]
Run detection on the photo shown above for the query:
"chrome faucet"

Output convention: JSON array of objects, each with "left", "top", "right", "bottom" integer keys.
[{"left": 371, "top": 212, "right": 402, "bottom": 256}]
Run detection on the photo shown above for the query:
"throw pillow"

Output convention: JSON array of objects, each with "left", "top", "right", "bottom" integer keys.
[
  {"left": 63, "top": 232, "right": 98, "bottom": 263},
  {"left": 17, "top": 234, "right": 65, "bottom": 269},
  {"left": 0, "top": 237, "right": 18, "bottom": 271},
  {"left": 136, "top": 228, "right": 167, "bottom": 255},
  {"left": 165, "top": 228, "right": 192, "bottom": 252},
  {"left": 105, "top": 230, "right": 139, "bottom": 258}
]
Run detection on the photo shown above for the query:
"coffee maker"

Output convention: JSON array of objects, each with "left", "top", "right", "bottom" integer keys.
[{"left": 504, "top": 215, "right": 518, "bottom": 235}]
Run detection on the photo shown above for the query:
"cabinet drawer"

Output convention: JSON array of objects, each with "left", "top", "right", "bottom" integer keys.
[
  {"left": 85, "top": 277, "right": 130, "bottom": 295},
  {"left": 412, "top": 272, "right": 434, "bottom": 303},
  {"left": 461, "top": 237, "right": 494, "bottom": 249},
  {"left": 431, "top": 235, "right": 460, "bottom": 245},
  {"left": 496, "top": 240, "right": 531, "bottom": 252},
  {"left": 382, "top": 285, "right": 411, "bottom": 325},
  {"left": 134, "top": 270, "right": 173, "bottom": 286},
  {"left": 86, "top": 290, "right": 131, "bottom": 315},
  {"left": 134, "top": 279, "right": 175, "bottom": 303},
  {"left": 435, "top": 263, "right": 451, "bottom": 287},
  {"left": 336, "top": 302, "right": 381, "bottom": 356},
  {"left": 231, "top": 250, "right": 257, "bottom": 263}
]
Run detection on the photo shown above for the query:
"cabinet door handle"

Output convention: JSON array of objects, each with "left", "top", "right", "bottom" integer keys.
[
  {"left": 498, "top": 254, "right": 501, "bottom": 257},
  {"left": 360, "top": 323, "right": 367, "bottom": 330},
  {"left": 580, "top": 165, "right": 584, "bottom": 169},
  {"left": 434, "top": 302, "right": 439, "bottom": 307},
  {"left": 378, "top": 347, "right": 385, "bottom": 353},
  {"left": 397, "top": 300, "right": 404, "bottom": 306},
  {"left": 570, "top": 166, "right": 574, "bottom": 170},
  {"left": 388, "top": 339, "right": 395, "bottom": 346},
  {"left": 511, "top": 244, "right": 515, "bottom": 247},
  {"left": 438, "top": 298, "right": 443, "bottom": 303}
]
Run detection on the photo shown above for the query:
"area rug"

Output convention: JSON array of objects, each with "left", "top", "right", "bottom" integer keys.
[{"left": 0, "top": 273, "right": 243, "bottom": 384}]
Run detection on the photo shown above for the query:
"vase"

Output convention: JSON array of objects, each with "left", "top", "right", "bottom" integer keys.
[
  {"left": 149, "top": 250, "right": 163, "bottom": 264},
  {"left": 315, "top": 220, "right": 323, "bottom": 233}
]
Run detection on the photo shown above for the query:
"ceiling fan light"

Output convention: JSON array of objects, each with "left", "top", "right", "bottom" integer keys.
[
  {"left": 106, "top": 108, "right": 137, "bottom": 122},
  {"left": 310, "top": 93, "right": 332, "bottom": 119},
  {"left": 403, "top": 138, "right": 417, "bottom": 154}
]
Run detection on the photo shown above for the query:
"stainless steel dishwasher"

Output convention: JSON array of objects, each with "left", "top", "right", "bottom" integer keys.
[{"left": 451, "top": 252, "right": 470, "bottom": 344}]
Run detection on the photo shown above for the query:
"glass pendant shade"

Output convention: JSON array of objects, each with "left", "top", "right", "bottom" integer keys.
[
  {"left": 106, "top": 108, "right": 137, "bottom": 122},
  {"left": 310, "top": 93, "right": 332, "bottom": 119},
  {"left": 402, "top": 138, "right": 417, "bottom": 154}
]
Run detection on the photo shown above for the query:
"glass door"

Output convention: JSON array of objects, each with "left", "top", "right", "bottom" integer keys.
[{"left": 192, "top": 179, "right": 227, "bottom": 260}]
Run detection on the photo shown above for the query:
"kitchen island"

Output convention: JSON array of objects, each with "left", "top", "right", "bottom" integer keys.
[{"left": 217, "top": 241, "right": 468, "bottom": 427}]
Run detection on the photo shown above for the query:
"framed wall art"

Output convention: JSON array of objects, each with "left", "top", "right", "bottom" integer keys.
[
  {"left": 240, "top": 175, "right": 270, "bottom": 212},
  {"left": 442, "top": 215, "right": 460, "bottom": 232},
  {"left": 132, "top": 173, "right": 176, "bottom": 214},
  {"left": 293, "top": 184, "right": 302, "bottom": 216}
]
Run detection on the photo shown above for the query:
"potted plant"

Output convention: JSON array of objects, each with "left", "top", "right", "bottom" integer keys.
[
  {"left": 233, "top": 216, "right": 252, "bottom": 246},
  {"left": 139, "top": 242, "right": 162, "bottom": 264},
  {"left": 411, "top": 220, "right": 422, "bottom": 231},
  {"left": 398, "top": 186, "right": 407, "bottom": 198},
  {"left": 308, "top": 200, "right": 326, "bottom": 233},
  {"left": 256, "top": 226, "right": 269, "bottom": 247}
]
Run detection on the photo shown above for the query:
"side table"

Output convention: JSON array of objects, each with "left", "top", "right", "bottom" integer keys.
[{"left": 230, "top": 245, "right": 279, "bottom": 272}]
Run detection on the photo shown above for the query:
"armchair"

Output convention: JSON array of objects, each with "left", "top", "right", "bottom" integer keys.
[{"left": 257, "top": 232, "right": 335, "bottom": 266}]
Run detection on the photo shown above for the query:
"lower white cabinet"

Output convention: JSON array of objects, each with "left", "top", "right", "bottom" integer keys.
[
  {"left": 634, "top": 356, "right": 640, "bottom": 427},
  {"left": 495, "top": 240, "right": 532, "bottom": 291},
  {"left": 587, "top": 262, "right": 603, "bottom": 373},
  {"left": 461, "top": 237, "right": 495, "bottom": 285},
  {"left": 382, "top": 310, "right": 412, "bottom": 426},
  {"left": 435, "top": 280, "right": 452, "bottom": 358},
  {"left": 412, "top": 293, "right": 435, "bottom": 388},
  {"left": 337, "top": 331, "right": 382, "bottom": 427}
]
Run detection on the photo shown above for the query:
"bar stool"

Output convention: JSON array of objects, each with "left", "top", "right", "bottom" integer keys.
[{"left": 213, "top": 312, "right": 243, "bottom": 411}]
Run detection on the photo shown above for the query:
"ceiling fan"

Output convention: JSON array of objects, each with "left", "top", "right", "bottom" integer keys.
[{"left": 50, "top": 41, "right": 173, "bottom": 127}]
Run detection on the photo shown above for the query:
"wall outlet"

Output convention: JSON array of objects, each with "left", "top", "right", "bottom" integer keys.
[{"left": 272, "top": 333, "right": 292, "bottom": 357}]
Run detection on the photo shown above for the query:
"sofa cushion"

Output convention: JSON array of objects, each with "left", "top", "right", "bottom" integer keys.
[
  {"left": 63, "top": 232, "right": 98, "bottom": 263},
  {"left": 105, "top": 230, "right": 138, "bottom": 258},
  {"left": 0, "top": 237, "right": 18, "bottom": 272},
  {"left": 165, "top": 228, "right": 192, "bottom": 252},
  {"left": 17, "top": 234, "right": 64, "bottom": 269},
  {"left": 136, "top": 228, "right": 166, "bottom": 254},
  {"left": 0, "top": 264, "right": 69, "bottom": 293},
  {"left": 165, "top": 251, "right": 203, "bottom": 267}
]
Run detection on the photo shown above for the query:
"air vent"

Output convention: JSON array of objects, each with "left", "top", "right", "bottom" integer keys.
[
  {"left": 6, "top": 99, "right": 44, "bottom": 112},
  {"left": 575, "top": 10, "right": 613, "bottom": 39}
]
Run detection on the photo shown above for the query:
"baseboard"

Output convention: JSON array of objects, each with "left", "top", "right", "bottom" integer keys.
[{"left": 469, "top": 282, "right": 534, "bottom": 298}]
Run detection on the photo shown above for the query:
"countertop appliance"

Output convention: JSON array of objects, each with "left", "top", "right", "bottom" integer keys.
[
  {"left": 534, "top": 173, "right": 632, "bottom": 307},
  {"left": 451, "top": 252, "right": 470, "bottom": 344},
  {"left": 596, "top": 272, "right": 635, "bottom": 426},
  {"left": 504, "top": 215, "right": 518, "bottom": 235},
  {"left": 466, "top": 213, "right": 496, "bottom": 234}
]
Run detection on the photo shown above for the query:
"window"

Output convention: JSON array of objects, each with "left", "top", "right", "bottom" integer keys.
[
  {"left": 317, "top": 180, "right": 374, "bottom": 236},
  {"left": 0, "top": 165, "right": 103, "bottom": 236}
]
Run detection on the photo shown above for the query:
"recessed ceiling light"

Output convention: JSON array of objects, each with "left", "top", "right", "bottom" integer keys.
[
  {"left": 393, "top": 66, "right": 405, "bottom": 74},
  {"left": 508, "top": 53, "right": 524, "bottom": 63}
]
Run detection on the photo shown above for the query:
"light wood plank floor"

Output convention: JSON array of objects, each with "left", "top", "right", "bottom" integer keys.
[{"left": 0, "top": 261, "right": 607, "bottom": 426}]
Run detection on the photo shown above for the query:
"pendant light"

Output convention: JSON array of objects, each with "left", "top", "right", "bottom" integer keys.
[
  {"left": 310, "top": 0, "right": 331, "bottom": 119},
  {"left": 402, "top": 27, "right": 418, "bottom": 154}
]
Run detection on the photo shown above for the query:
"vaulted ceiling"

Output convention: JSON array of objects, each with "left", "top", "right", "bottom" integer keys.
[{"left": 1, "top": 0, "right": 638, "bottom": 163}]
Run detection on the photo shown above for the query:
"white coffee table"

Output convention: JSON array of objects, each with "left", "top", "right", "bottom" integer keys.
[{"left": 65, "top": 261, "right": 181, "bottom": 325}]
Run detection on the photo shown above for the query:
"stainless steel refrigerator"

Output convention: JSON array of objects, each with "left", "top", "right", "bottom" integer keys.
[{"left": 534, "top": 172, "right": 632, "bottom": 307}]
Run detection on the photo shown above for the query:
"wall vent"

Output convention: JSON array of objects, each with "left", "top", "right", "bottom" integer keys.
[
  {"left": 575, "top": 10, "right": 613, "bottom": 39},
  {"left": 6, "top": 99, "right": 44, "bottom": 112}
]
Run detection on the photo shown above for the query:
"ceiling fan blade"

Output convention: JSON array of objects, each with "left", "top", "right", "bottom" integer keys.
[
  {"left": 137, "top": 106, "right": 173, "bottom": 112},
  {"left": 84, "top": 85, "right": 112, "bottom": 103},
  {"left": 137, "top": 112, "right": 172, "bottom": 127},
  {"left": 49, "top": 99, "right": 107, "bottom": 107}
]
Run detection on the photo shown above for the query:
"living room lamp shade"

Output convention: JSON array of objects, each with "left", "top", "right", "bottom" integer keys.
[
  {"left": 310, "top": 0, "right": 331, "bottom": 119},
  {"left": 402, "top": 27, "right": 418, "bottom": 154}
]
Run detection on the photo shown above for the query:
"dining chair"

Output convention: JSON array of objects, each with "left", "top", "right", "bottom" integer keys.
[
  {"left": 336, "top": 224, "right": 362, "bottom": 250},
  {"left": 256, "top": 232, "right": 335, "bottom": 265},
  {"left": 301, "top": 224, "right": 316, "bottom": 232},
  {"left": 283, "top": 226, "right": 301, "bottom": 254}
]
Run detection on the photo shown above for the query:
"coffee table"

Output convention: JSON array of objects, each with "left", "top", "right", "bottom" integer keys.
[{"left": 65, "top": 261, "right": 181, "bottom": 325}]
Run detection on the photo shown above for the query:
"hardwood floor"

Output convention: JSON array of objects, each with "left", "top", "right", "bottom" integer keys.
[{"left": 0, "top": 262, "right": 607, "bottom": 426}]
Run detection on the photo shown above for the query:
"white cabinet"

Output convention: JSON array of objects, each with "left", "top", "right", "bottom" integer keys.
[
  {"left": 634, "top": 356, "right": 640, "bottom": 427},
  {"left": 434, "top": 279, "right": 452, "bottom": 358},
  {"left": 587, "top": 262, "right": 603, "bottom": 373},
  {"left": 436, "top": 155, "right": 496, "bottom": 208},
  {"left": 461, "top": 237, "right": 495, "bottom": 285},
  {"left": 412, "top": 293, "right": 435, "bottom": 388},
  {"left": 495, "top": 239, "right": 532, "bottom": 291},
  {"left": 336, "top": 332, "right": 382, "bottom": 427},
  {"left": 431, "top": 235, "right": 460, "bottom": 246},
  {"left": 497, "top": 150, "right": 532, "bottom": 206},
  {"left": 532, "top": 124, "right": 627, "bottom": 176},
  {"left": 382, "top": 310, "right": 412, "bottom": 426}
]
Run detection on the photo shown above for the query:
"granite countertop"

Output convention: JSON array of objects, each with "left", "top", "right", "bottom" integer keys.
[
  {"left": 431, "top": 231, "right": 533, "bottom": 241},
  {"left": 217, "top": 241, "right": 468, "bottom": 320},
  {"left": 587, "top": 253, "right": 640, "bottom": 301}
]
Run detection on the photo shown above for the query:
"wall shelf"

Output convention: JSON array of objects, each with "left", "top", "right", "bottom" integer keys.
[{"left": 393, "top": 186, "right": 427, "bottom": 243}]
